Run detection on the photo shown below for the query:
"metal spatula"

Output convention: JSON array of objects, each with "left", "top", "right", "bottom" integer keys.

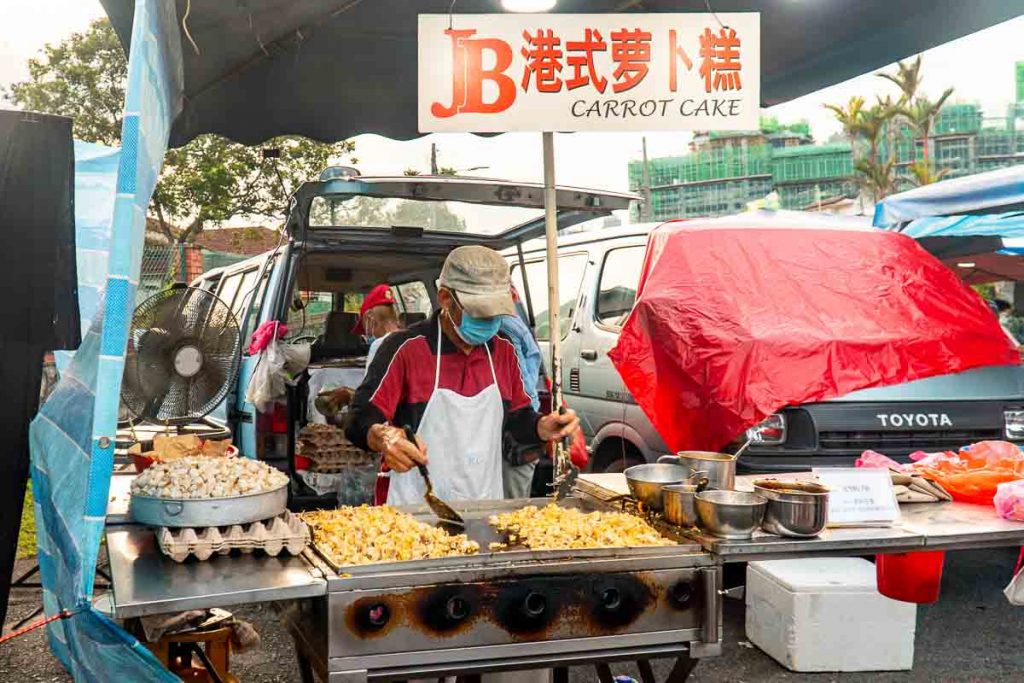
[{"left": 402, "top": 426, "right": 464, "bottom": 526}]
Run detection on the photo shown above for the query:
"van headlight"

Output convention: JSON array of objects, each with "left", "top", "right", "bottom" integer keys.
[
  {"left": 746, "top": 414, "right": 787, "bottom": 445},
  {"left": 1005, "top": 410, "right": 1024, "bottom": 440}
]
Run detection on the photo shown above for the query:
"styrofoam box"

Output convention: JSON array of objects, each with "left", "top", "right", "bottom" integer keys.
[{"left": 745, "top": 558, "right": 917, "bottom": 672}]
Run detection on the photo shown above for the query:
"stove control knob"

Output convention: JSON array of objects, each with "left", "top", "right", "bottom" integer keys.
[
  {"left": 522, "top": 591, "right": 547, "bottom": 618},
  {"left": 446, "top": 595, "right": 470, "bottom": 621},
  {"left": 601, "top": 587, "right": 622, "bottom": 611},
  {"left": 669, "top": 581, "right": 695, "bottom": 608}
]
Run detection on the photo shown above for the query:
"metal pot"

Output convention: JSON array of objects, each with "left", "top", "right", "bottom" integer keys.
[
  {"left": 663, "top": 484, "right": 700, "bottom": 527},
  {"left": 623, "top": 463, "right": 689, "bottom": 511},
  {"left": 130, "top": 484, "right": 288, "bottom": 528},
  {"left": 753, "top": 480, "right": 829, "bottom": 538},
  {"left": 659, "top": 452, "right": 736, "bottom": 491},
  {"left": 694, "top": 490, "right": 767, "bottom": 539}
]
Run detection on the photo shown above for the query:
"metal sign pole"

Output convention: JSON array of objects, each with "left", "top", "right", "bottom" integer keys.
[{"left": 542, "top": 132, "right": 574, "bottom": 495}]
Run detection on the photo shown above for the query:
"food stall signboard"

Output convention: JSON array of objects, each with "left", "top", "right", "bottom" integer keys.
[
  {"left": 419, "top": 13, "right": 760, "bottom": 132},
  {"left": 814, "top": 468, "right": 901, "bottom": 527}
]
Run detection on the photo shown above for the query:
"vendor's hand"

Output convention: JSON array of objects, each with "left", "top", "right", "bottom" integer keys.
[
  {"left": 369, "top": 424, "right": 428, "bottom": 473},
  {"left": 538, "top": 409, "right": 580, "bottom": 442}
]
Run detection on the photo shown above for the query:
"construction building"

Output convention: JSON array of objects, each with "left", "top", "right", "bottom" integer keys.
[{"left": 630, "top": 62, "right": 1024, "bottom": 220}]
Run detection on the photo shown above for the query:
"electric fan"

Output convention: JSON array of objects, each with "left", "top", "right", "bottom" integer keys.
[{"left": 121, "top": 285, "right": 242, "bottom": 424}]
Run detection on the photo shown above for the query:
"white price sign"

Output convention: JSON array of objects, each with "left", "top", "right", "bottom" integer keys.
[
  {"left": 418, "top": 13, "right": 761, "bottom": 132},
  {"left": 813, "top": 468, "right": 900, "bottom": 527}
]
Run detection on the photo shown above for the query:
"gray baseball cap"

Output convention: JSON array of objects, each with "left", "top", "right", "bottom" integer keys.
[{"left": 438, "top": 245, "right": 516, "bottom": 318}]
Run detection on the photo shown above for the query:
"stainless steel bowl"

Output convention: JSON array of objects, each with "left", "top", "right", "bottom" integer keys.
[
  {"left": 663, "top": 484, "right": 700, "bottom": 527},
  {"left": 658, "top": 451, "right": 736, "bottom": 491},
  {"left": 694, "top": 490, "right": 767, "bottom": 539},
  {"left": 624, "top": 463, "right": 689, "bottom": 511},
  {"left": 753, "top": 480, "right": 829, "bottom": 538}
]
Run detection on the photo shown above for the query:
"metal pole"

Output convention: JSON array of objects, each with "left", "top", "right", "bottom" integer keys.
[
  {"left": 542, "top": 132, "right": 568, "bottom": 484},
  {"left": 543, "top": 132, "right": 561, "bottom": 408},
  {"left": 516, "top": 242, "right": 536, "bottom": 329},
  {"left": 641, "top": 136, "right": 653, "bottom": 222}
]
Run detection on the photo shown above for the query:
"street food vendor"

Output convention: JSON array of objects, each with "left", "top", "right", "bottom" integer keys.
[
  {"left": 352, "top": 283, "right": 403, "bottom": 371},
  {"left": 347, "top": 245, "right": 579, "bottom": 505}
]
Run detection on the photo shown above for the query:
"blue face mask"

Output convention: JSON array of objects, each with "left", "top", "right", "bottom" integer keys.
[
  {"left": 449, "top": 307, "right": 501, "bottom": 346},
  {"left": 365, "top": 335, "right": 377, "bottom": 346}
]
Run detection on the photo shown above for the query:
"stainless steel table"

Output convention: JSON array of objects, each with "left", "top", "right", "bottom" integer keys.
[
  {"left": 579, "top": 473, "right": 1024, "bottom": 561},
  {"left": 105, "top": 525, "right": 326, "bottom": 619},
  {"left": 106, "top": 471, "right": 134, "bottom": 525}
]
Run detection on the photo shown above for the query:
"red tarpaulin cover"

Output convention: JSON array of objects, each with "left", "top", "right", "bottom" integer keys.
[{"left": 608, "top": 211, "right": 1020, "bottom": 453}]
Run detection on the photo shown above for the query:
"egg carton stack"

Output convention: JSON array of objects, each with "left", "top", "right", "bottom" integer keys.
[
  {"left": 156, "top": 511, "right": 310, "bottom": 562},
  {"left": 298, "top": 424, "right": 374, "bottom": 473}
]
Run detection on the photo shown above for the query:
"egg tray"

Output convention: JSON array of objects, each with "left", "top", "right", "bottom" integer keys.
[
  {"left": 298, "top": 424, "right": 347, "bottom": 448},
  {"left": 156, "top": 510, "right": 311, "bottom": 563},
  {"left": 306, "top": 447, "right": 376, "bottom": 472}
]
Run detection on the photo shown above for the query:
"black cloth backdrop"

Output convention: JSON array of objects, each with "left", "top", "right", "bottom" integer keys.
[{"left": 0, "top": 110, "right": 79, "bottom": 628}]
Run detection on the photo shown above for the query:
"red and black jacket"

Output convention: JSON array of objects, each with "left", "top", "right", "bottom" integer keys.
[{"left": 346, "top": 312, "right": 543, "bottom": 451}]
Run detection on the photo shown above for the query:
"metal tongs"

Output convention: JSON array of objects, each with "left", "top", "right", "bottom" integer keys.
[{"left": 402, "top": 426, "right": 465, "bottom": 526}]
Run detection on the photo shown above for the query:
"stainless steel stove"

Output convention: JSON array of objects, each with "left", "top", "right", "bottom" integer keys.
[{"left": 285, "top": 498, "right": 722, "bottom": 682}]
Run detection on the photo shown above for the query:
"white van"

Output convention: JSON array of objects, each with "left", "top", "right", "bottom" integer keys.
[
  {"left": 189, "top": 173, "right": 635, "bottom": 507},
  {"left": 508, "top": 223, "right": 1024, "bottom": 473}
]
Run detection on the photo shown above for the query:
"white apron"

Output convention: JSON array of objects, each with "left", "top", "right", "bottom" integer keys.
[{"left": 386, "top": 326, "right": 504, "bottom": 505}]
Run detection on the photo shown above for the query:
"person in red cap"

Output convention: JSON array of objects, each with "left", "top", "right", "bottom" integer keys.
[{"left": 353, "top": 284, "right": 402, "bottom": 372}]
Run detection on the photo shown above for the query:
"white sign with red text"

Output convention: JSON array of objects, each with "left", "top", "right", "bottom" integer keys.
[{"left": 418, "top": 13, "right": 760, "bottom": 133}]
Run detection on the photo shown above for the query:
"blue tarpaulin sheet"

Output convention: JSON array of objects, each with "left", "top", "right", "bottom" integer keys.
[
  {"left": 28, "top": 0, "right": 182, "bottom": 679},
  {"left": 893, "top": 212, "right": 1024, "bottom": 244},
  {"left": 55, "top": 142, "right": 121, "bottom": 373},
  {"left": 874, "top": 165, "right": 1024, "bottom": 229}
]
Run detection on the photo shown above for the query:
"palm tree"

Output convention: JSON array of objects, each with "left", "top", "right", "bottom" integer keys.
[
  {"left": 825, "top": 96, "right": 901, "bottom": 201},
  {"left": 906, "top": 160, "right": 950, "bottom": 188},
  {"left": 855, "top": 156, "right": 898, "bottom": 200},
  {"left": 856, "top": 103, "right": 901, "bottom": 200},
  {"left": 902, "top": 87, "right": 955, "bottom": 174},
  {"left": 877, "top": 56, "right": 923, "bottom": 105},
  {"left": 824, "top": 96, "right": 866, "bottom": 144}
]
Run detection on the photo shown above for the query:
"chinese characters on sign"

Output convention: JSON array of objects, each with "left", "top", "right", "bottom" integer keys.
[
  {"left": 419, "top": 13, "right": 760, "bottom": 132},
  {"left": 814, "top": 468, "right": 901, "bottom": 527}
]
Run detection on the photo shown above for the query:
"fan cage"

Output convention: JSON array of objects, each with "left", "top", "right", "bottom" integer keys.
[{"left": 122, "top": 286, "right": 243, "bottom": 424}]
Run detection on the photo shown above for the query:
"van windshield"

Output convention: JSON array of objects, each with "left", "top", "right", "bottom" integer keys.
[{"left": 309, "top": 195, "right": 543, "bottom": 235}]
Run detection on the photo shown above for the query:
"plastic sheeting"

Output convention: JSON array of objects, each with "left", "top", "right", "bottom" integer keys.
[
  {"left": 28, "top": 0, "right": 182, "bottom": 679},
  {"left": 55, "top": 142, "right": 121, "bottom": 372},
  {"left": 99, "top": 0, "right": 1024, "bottom": 148},
  {"left": 874, "top": 165, "right": 1024, "bottom": 228},
  {"left": 608, "top": 211, "right": 1020, "bottom": 453}
]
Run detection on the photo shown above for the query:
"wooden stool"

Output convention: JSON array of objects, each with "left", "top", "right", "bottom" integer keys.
[{"left": 145, "top": 625, "right": 239, "bottom": 683}]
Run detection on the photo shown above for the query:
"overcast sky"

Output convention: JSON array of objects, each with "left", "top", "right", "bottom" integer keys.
[{"left": 1, "top": 1, "right": 1021, "bottom": 195}]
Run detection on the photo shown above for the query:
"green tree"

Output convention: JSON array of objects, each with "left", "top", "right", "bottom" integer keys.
[
  {"left": 4, "top": 18, "right": 355, "bottom": 242},
  {"left": 825, "top": 96, "right": 899, "bottom": 201},
  {"left": 826, "top": 58, "right": 955, "bottom": 198},
  {"left": 906, "top": 159, "right": 950, "bottom": 188},
  {"left": 392, "top": 200, "right": 467, "bottom": 232},
  {"left": 4, "top": 18, "right": 125, "bottom": 145},
  {"left": 877, "top": 56, "right": 923, "bottom": 105},
  {"left": 901, "top": 88, "right": 955, "bottom": 178},
  {"left": 154, "top": 135, "right": 356, "bottom": 242}
]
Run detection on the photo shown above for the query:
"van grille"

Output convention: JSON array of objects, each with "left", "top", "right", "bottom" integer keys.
[{"left": 818, "top": 429, "right": 1003, "bottom": 453}]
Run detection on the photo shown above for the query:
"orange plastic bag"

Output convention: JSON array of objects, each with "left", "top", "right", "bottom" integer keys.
[{"left": 913, "top": 441, "right": 1024, "bottom": 505}]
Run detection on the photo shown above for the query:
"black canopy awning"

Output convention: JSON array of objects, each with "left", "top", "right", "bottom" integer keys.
[{"left": 100, "top": 0, "right": 1024, "bottom": 147}]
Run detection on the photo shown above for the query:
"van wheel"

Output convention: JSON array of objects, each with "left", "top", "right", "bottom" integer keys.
[{"left": 593, "top": 440, "right": 645, "bottom": 473}]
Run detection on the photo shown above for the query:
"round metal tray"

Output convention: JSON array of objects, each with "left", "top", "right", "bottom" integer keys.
[{"left": 130, "top": 484, "right": 288, "bottom": 528}]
